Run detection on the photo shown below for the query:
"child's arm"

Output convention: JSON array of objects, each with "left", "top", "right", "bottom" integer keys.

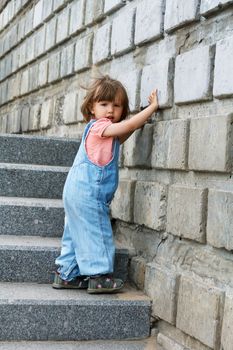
[{"left": 103, "top": 90, "right": 158, "bottom": 139}]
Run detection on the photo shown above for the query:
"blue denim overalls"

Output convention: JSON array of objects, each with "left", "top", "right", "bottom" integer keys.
[{"left": 55, "top": 119, "right": 120, "bottom": 281}]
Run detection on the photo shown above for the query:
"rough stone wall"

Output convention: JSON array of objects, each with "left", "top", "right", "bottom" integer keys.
[{"left": 1, "top": 0, "right": 233, "bottom": 349}]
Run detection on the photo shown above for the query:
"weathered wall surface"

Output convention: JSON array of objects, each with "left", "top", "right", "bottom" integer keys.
[{"left": 1, "top": 0, "right": 233, "bottom": 349}]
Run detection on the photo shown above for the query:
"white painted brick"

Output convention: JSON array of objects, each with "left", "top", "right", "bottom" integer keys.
[
  {"left": 56, "top": 7, "right": 69, "bottom": 44},
  {"left": 111, "top": 7, "right": 135, "bottom": 56},
  {"left": 17, "top": 17, "right": 25, "bottom": 41},
  {"left": 45, "top": 17, "right": 57, "bottom": 51},
  {"left": 18, "top": 42, "right": 26, "bottom": 68},
  {"left": 33, "top": 0, "right": 43, "bottom": 29},
  {"left": 29, "top": 104, "right": 41, "bottom": 131},
  {"left": 20, "top": 70, "right": 29, "bottom": 95},
  {"left": 200, "top": 0, "right": 233, "bottom": 17},
  {"left": 123, "top": 124, "right": 153, "bottom": 167},
  {"left": 174, "top": 46, "right": 214, "bottom": 104},
  {"left": 188, "top": 115, "right": 233, "bottom": 172},
  {"left": 207, "top": 189, "right": 233, "bottom": 251},
  {"left": 157, "top": 333, "right": 186, "bottom": 350},
  {"left": 63, "top": 91, "right": 78, "bottom": 124},
  {"left": 177, "top": 276, "right": 223, "bottom": 349},
  {"left": 116, "top": 69, "right": 140, "bottom": 111},
  {"left": 134, "top": 181, "right": 167, "bottom": 230},
  {"left": 34, "top": 25, "right": 45, "bottom": 57},
  {"left": 74, "top": 34, "right": 93, "bottom": 72},
  {"left": 60, "top": 44, "right": 74, "bottom": 78},
  {"left": 213, "top": 35, "right": 233, "bottom": 98},
  {"left": 145, "top": 264, "right": 178, "bottom": 324},
  {"left": 104, "top": 0, "right": 125, "bottom": 14},
  {"left": 93, "top": 23, "right": 111, "bottom": 64},
  {"left": 29, "top": 64, "right": 39, "bottom": 91},
  {"left": 135, "top": 0, "right": 164, "bottom": 45},
  {"left": 12, "top": 48, "right": 19, "bottom": 72},
  {"left": 38, "top": 59, "right": 48, "bottom": 86},
  {"left": 140, "top": 58, "right": 174, "bottom": 108},
  {"left": 164, "top": 0, "right": 200, "bottom": 33},
  {"left": 167, "top": 185, "right": 207, "bottom": 243},
  {"left": 151, "top": 119, "right": 188, "bottom": 170},
  {"left": 48, "top": 51, "right": 61, "bottom": 82},
  {"left": 40, "top": 98, "right": 54, "bottom": 129},
  {"left": 111, "top": 179, "right": 135, "bottom": 222},
  {"left": 84, "top": 0, "right": 104, "bottom": 26},
  {"left": 69, "top": 0, "right": 85, "bottom": 35},
  {"left": 221, "top": 293, "right": 233, "bottom": 350},
  {"left": 26, "top": 36, "right": 35, "bottom": 63}
]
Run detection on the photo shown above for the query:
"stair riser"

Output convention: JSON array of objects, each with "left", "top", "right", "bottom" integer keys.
[
  {"left": 0, "top": 249, "right": 128, "bottom": 283},
  {"left": 0, "top": 168, "right": 68, "bottom": 199},
  {"left": 0, "top": 136, "right": 80, "bottom": 166},
  {"left": 0, "top": 303, "right": 150, "bottom": 340},
  {"left": 0, "top": 205, "right": 64, "bottom": 237}
]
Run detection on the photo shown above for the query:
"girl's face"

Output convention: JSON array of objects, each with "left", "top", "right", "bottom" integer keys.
[{"left": 91, "top": 98, "right": 123, "bottom": 123}]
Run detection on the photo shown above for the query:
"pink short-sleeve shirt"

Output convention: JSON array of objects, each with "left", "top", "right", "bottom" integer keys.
[{"left": 85, "top": 118, "right": 114, "bottom": 166}]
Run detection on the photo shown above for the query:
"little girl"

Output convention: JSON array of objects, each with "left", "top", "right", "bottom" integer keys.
[{"left": 53, "top": 75, "right": 158, "bottom": 294}]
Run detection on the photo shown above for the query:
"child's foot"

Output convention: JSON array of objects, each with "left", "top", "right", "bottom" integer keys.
[
  {"left": 87, "top": 274, "right": 124, "bottom": 294},
  {"left": 52, "top": 272, "right": 88, "bottom": 289}
]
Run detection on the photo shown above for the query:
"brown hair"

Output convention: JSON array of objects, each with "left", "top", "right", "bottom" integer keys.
[{"left": 81, "top": 75, "right": 130, "bottom": 122}]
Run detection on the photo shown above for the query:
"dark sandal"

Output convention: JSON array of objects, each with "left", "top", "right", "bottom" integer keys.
[
  {"left": 87, "top": 274, "right": 124, "bottom": 294},
  {"left": 52, "top": 272, "right": 88, "bottom": 289}
]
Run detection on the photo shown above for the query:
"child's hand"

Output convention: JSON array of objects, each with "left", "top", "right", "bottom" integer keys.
[{"left": 148, "top": 89, "right": 159, "bottom": 111}]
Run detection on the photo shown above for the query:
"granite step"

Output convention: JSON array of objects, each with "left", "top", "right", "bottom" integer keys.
[
  {"left": 0, "top": 336, "right": 158, "bottom": 349},
  {"left": 0, "top": 134, "right": 80, "bottom": 166},
  {"left": 0, "top": 282, "right": 151, "bottom": 341},
  {"left": 0, "top": 196, "right": 64, "bottom": 237},
  {"left": 0, "top": 235, "right": 129, "bottom": 283},
  {"left": 0, "top": 163, "right": 69, "bottom": 199}
]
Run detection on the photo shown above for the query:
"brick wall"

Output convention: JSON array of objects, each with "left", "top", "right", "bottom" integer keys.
[{"left": 1, "top": 0, "right": 233, "bottom": 349}]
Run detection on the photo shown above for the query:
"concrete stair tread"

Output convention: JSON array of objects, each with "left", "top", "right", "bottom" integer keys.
[
  {"left": 0, "top": 281, "right": 150, "bottom": 303},
  {"left": 0, "top": 196, "right": 63, "bottom": 207},
  {"left": 0, "top": 234, "right": 61, "bottom": 248},
  {"left": 0, "top": 336, "right": 158, "bottom": 349},
  {"left": 0, "top": 133, "right": 79, "bottom": 142},
  {"left": 0, "top": 162, "right": 70, "bottom": 172}
]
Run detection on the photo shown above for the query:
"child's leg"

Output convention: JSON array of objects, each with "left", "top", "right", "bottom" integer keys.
[{"left": 55, "top": 216, "right": 81, "bottom": 281}]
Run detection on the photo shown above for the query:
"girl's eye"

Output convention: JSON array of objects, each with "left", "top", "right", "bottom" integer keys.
[{"left": 114, "top": 104, "right": 121, "bottom": 107}]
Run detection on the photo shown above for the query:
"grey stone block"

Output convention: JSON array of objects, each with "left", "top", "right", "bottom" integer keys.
[
  {"left": 174, "top": 45, "right": 214, "bottom": 104},
  {"left": 188, "top": 114, "right": 233, "bottom": 172},
  {"left": 26, "top": 35, "right": 35, "bottom": 63},
  {"left": 111, "top": 179, "right": 136, "bottom": 222},
  {"left": 207, "top": 189, "right": 233, "bottom": 250},
  {"left": 221, "top": 293, "right": 233, "bottom": 350},
  {"left": 164, "top": 0, "right": 200, "bottom": 33},
  {"left": 63, "top": 91, "right": 78, "bottom": 124},
  {"left": 134, "top": 181, "right": 167, "bottom": 231},
  {"left": 0, "top": 134, "right": 80, "bottom": 166},
  {"left": 176, "top": 276, "right": 224, "bottom": 349},
  {"left": 200, "top": 0, "right": 233, "bottom": 17},
  {"left": 34, "top": 25, "right": 45, "bottom": 58},
  {"left": 104, "top": 0, "right": 125, "bottom": 14},
  {"left": 24, "top": 7, "right": 34, "bottom": 36},
  {"left": 84, "top": 0, "right": 104, "bottom": 26},
  {"left": 0, "top": 282, "right": 151, "bottom": 341},
  {"left": 74, "top": 34, "right": 93, "bottom": 72},
  {"left": 0, "top": 197, "right": 64, "bottom": 237},
  {"left": 53, "top": 0, "right": 65, "bottom": 11},
  {"left": 111, "top": 7, "right": 135, "bottom": 56},
  {"left": 151, "top": 119, "right": 188, "bottom": 170},
  {"left": 29, "top": 64, "right": 39, "bottom": 91},
  {"left": 135, "top": 0, "right": 164, "bottom": 45},
  {"left": 20, "top": 105, "right": 30, "bottom": 132},
  {"left": 116, "top": 69, "right": 141, "bottom": 111},
  {"left": 38, "top": 59, "right": 48, "bottom": 87},
  {"left": 69, "top": 0, "right": 85, "bottom": 35},
  {"left": 45, "top": 17, "right": 57, "bottom": 51},
  {"left": 20, "top": 69, "right": 29, "bottom": 95},
  {"left": 166, "top": 185, "right": 208, "bottom": 243},
  {"left": 0, "top": 235, "right": 128, "bottom": 283},
  {"left": 0, "top": 115, "right": 7, "bottom": 133},
  {"left": 56, "top": 7, "right": 69, "bottom": 44},
  {"left": 40, "top": 98, "right": 54, "bottom": 129},
  {"left": 7, "top": 108, "right": 21, "bottom": 133},
  {"left": 145, "top": 263, "right": 178, "bottom": 324},
  {"left": 48, "top": 51, "right": 61, "bottom": 83},
  {"left": 42, "top": 0, "right": 53, "bottom": 21},
  {"left": 0, "top": 163, "right": 68, "bottom": 199},
  {"left": 213, "top": 35, "right": 233, "bottom": 98},
  {"left": 60, "top": 43, "right": 74, "bottom": 78},
  {"left": 157, "top": 333, "right": 186, "bottom": 350},
  {"left": 93, "top": 23, "right": 111, "bottom": 64},
  {"left": 33, "top": 0, "right": 43, "bottom": 29},
  {"left": 123, "top": 124, "right": 153, "bottom": 168}
]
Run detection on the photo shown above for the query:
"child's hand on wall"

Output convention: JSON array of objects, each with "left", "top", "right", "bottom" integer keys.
[{"left": 148, "top": 89, "right": 159, "bottom": 111}]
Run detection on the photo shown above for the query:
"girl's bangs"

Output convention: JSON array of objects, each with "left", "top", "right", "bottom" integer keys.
[{"left": 93, "top": 84, "right": 124, "bottom": 103}]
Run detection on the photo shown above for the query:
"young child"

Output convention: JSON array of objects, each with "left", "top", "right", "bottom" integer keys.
[{"left": 53, "top": 75, "right": 158, "bottom": 294}]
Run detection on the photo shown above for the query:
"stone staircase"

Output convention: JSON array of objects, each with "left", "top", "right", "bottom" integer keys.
[{"left": 0, "top": 134, "right": 152, "bottom": 349}]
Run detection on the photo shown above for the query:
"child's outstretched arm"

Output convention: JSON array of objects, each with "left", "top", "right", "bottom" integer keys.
[{"left": 103, "top": 90, "right": 158, "bottom": 141}]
